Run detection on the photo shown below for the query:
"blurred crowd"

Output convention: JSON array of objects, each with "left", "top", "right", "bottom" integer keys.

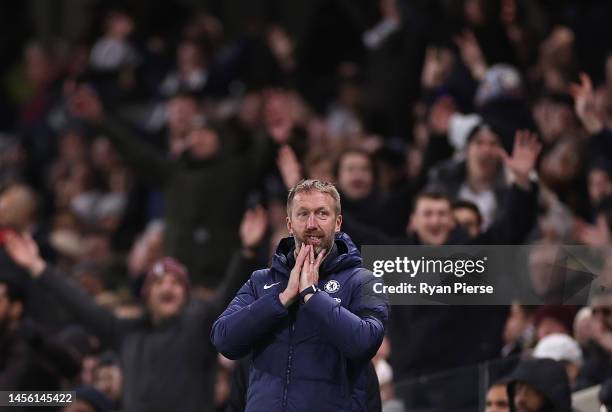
[{"left": 0, "top": 0, "right": 611, "bottom": 411}]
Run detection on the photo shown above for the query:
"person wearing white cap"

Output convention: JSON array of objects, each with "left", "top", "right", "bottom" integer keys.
[{"left": 533, "top": 333, "right": 583, "bottom": 388}]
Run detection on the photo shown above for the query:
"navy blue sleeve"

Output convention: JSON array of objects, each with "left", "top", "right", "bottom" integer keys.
[
  {"left": 302, "top": 270, "right": 388, "bottom": 360},
  {"left": 211, "top": 273, "right": 288, "bottom": 360}
]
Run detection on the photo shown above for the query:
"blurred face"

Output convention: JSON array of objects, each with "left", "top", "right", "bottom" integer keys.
[
  {"left": 410, "top": 197, "right": 455, "bottom": 246},
  {"left": 167, "top": 97, "right": 199, "bottom": 133},
  {"left": 287, "top": 191, "right": 342, "bottom": 256},
  {"left": 178, "top": 42, "right": 203, "bottom": 72},
  {"left": 454, "top": 207, "right": 481, "bottom": 238},
  {"left": 486, "top": 384, "right": 509, "bottom": 412},
  {"left": 528, "top": 244, "right": 563, "bottom": 298},
  {"left": 147, "top": 274, "right": 187, "bottom": 322},
  {"left": 94, "top": 364, "right": 122, "bottom": 401},
  {"left": 537, "top": 317, "right": 568, "bottom": 340},
  {"left": 187, "top": 128, "right": 219, "bottom": 160},
  {"left": 588, "top": 169, "right": 612, "bottom": 205},
  {"left": 466, "top": 129, "right": 501, "bottom": 183},
  {"left": 591, "top": 297, "right": 612, "bottom": 331},
  {"left": 513, "top": 382, "right": 545, "bottom": 412},
  {"left": 503, "top": 303, "right": 532, "bottom": 345},
  {"left": 0, "top": 187, "right": 35, "bottom": 232},
  {"left": 337, "top": 153, "right": 373, "bottom": 200}
]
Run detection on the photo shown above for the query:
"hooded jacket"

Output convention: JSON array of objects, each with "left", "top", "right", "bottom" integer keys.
[
  {"left": 211, "top": 232, "right": 388, "bottom": 412},
  {"left": 507, "top": 358, "right": 572, "bottom": 412}
]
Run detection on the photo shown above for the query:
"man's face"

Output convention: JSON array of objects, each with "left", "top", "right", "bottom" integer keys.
[
  {"left": 466, "top": 129, "right": 502, "bottom": 183},
  {"left": 187, "top": 128, "right": 219, "bottom": 160},
  {"left": 454, "top": 207, "right": 480, "bottom": 238},
  {"left": 486, "top": 384, "right": 509, "bottom": 412},
  {"left": 410, "top": 198, "right": 455, "bottom": 246},
  {"left": 337, "top": 153, "right": 373, "bottom": 201},
  {"left": 147, "top": 274, "right": 187, "bottom": 322},
  {"left": 513, "top": 382, "right": 546, "bottom": 412},
  {"left": 287, "top": 191, "right": 342, "bottom": 256}
]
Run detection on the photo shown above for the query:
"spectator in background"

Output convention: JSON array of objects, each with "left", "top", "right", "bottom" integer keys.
[
  {"left": 533, "top": 333, "right": 583, "bottom": 388},
  {"left": 502, "top": 303, "right": 536, "bottom": 358},
  {"left": 507, "top": 358, "right": 572, "bottom": 412},
  {"left": 389, "top": 131, "right": 541, "bottom": 409},
  {"left": 428, "top": 122, "right": 509, "bottom": 230},
  {"left": 5, "top": 206, "right": 268, "bottom": 412},
  {"left": 68, "top": 85, "right": 283, "bottom": 289},
  {"left": 486, "top": 381, "right": 510, "bottom": 412},
  {"left": 90, "top": 10, "right": 138, "bottom": 73},
  {"left": 575, "top": 289, "right": 612, "bottom": 390},
  {"left": 533, "top": 306, "right": 578, "bottom": 341},
  {"left": 0, "top": 277, "right": 80, "bottom": 393},
  {"left": 452, "top": 199, "right": 483, "bottom": 239},
  {"left": 335, "top": 149, "right": 383, "bottom": 230}
]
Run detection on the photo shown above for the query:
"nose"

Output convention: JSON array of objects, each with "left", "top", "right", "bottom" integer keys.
[{"left": 306, "top": 213, "right": 317, "bottom": 229}]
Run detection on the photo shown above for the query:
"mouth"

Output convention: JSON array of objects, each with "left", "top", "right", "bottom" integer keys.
[
  {"left": 305, "top": 235, "right": 322, "bottom": 245},
  {"left": 159, "top": 294, "right": 177, "bottom": 304}
]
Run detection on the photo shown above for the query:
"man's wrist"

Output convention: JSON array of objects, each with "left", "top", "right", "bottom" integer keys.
[
  {"left": 279, "top": 290, "right": 296, "bottom": 308},
  {"left": 299, "top": 285, "right": 320, "bottom": 304}
]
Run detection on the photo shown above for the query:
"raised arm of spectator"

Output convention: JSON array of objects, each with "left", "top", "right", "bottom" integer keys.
[
  {"left": 68, "top": 84, "right": 176, "bottom": 186},
  {"left": 569, "top": 73, "right": 612, "bottom": 159},
  {"left": 206, "top": 206, "right": 268, "bottom": 319},
  {"left": 479, "top": 130, "right": 542, "bottom": 244},
  {"left": 243, "top": 89, "right": 297, "bottom": 186},
  {"left": 4, "top": 233, "right": 127, "bottom": 349}
]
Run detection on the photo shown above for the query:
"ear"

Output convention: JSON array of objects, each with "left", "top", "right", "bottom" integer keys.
[
  {"left": 335, "top": 214, "right": 342, "bottom": 232},
  {"left": 286, "top": 216, "right": 293, "bottom": 235}
]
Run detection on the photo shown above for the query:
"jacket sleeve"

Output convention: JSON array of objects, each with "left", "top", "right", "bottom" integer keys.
[
  {"left": 93, "top": 115, "right": 176, "bottom": 186},
  {"left": 211, "top": 274, "right": 288, "bottom": 360},
  {"left": 36, "top": 267, "right": 126, "bottom": 348},
  {"left": 302, "top": 269, "right": 388, "bottom": 360}
]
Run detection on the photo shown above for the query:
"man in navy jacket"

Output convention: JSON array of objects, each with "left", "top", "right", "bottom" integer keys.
[{"left": 211, "top": 179, "right": 388, "bottom": 412}]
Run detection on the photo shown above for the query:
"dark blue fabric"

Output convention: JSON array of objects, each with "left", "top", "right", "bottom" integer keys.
[{"left": 211, "top": 232, "right": 388, "bottom": 412}]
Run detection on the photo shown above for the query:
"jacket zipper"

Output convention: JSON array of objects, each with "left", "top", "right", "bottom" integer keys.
[{"left": 282, "top": 322, "right": 296, "bottom": 412}]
